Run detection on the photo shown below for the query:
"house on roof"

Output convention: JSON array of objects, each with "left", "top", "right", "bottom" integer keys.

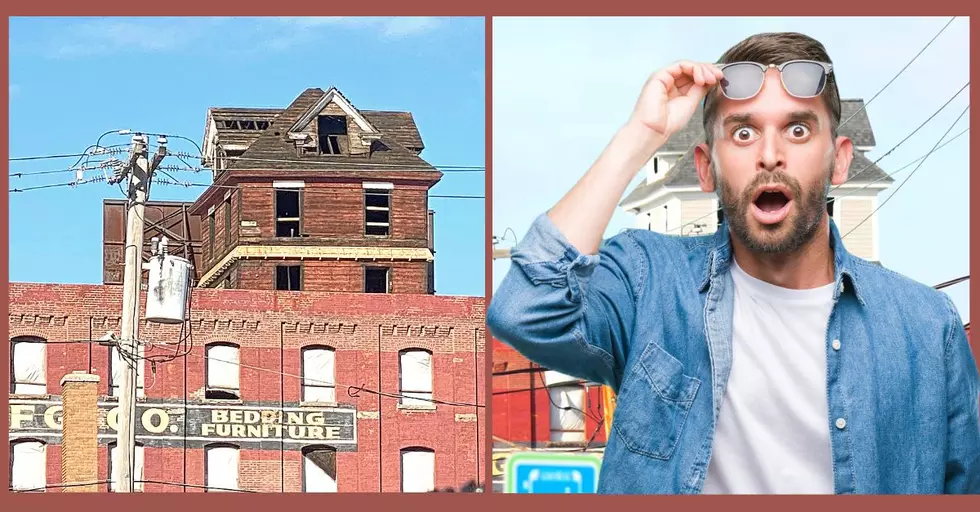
[
  {"left": 104, "top": 87, "right": 440, "bottom": 294},
  {"left": 619, "top": 99, "right": 894, "bottom": 263}
]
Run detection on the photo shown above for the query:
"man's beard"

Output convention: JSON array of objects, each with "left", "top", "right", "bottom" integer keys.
[{"left": 718, "top": 163, "right": 832, "bottom": 255}]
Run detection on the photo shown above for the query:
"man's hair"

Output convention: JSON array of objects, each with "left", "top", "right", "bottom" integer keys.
[{"left": 702, "top": 32, "right": 842, "bottom": 146}]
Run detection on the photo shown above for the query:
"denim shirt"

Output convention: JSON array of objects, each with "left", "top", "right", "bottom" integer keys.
[{"left": 487, "top": 213, "right": 980, "bottom": 494}]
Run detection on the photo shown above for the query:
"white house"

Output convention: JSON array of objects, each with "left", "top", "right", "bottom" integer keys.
[{"left": 619, "top": 100, "right": 893, "bottom": 263}]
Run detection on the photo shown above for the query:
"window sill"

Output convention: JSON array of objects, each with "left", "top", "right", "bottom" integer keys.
[
  {"left": 8, "top": 393, "right": 51, "bottom": 400},
  {"left": 397, "top": 404, "right": 437, "bottom": 412},
  {"left": 300, "top": 401, "right": 339, "bottom": 408},
  {"left": 201, "top": 398, "right": 244, "bottom": 405}
]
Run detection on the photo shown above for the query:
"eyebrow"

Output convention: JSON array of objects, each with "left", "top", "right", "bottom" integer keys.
[{"left": 721, "top": 109, "right": 821, "bottom": 127}]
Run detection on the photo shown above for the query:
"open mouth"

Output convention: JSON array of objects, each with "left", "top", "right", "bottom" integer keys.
[{"left": 750, "top": 185, "right": 793, "bottom": 225}]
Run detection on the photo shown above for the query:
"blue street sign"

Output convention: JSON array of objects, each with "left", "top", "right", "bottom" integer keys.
[{"left": 504, "top": 452, "right": 602, "bottom": 494}]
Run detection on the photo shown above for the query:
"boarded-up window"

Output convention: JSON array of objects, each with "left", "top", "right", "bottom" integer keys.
[
  {"left": 399, "top": 349, "right": 433, "bottom": 406},
  {"left": 302, "top": 446, "right": 337, "bottom": 492},
  {"left": 110, "top": 345, "right": 145, "bottom": 398},
  {"left": 548, "top": 385, "right": 586, "bottom": 442},
  {"left": 206, "top": 344, "right": 240, "bottom": 400},
  {"left": 109, "top": 442, "right": 145, "bottom": 492},
  {"left": 302, "top": 347, "right": 335, "bottom": 403},
  {"left": 400, "top": 448, "right": 435, "bottom": 492},
  {"left": 205, "top": 444, "right": 239, "bottom": 492},
  {"left": 10, "top": 440, "right": 46, "bottom": 491},
  {"left": 11, "top": 337, "right": 46, "bottom": 395}
]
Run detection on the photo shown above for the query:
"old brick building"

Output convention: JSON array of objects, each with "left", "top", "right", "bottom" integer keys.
[{"left": 9, "top": 87, "right": 485, "bottom": 493}]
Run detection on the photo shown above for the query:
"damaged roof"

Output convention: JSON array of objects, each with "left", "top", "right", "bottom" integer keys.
[
  {"left": 622, "top": 98, "right": 889, "bottom": 208},
  {"left": 205, "top": 88, "right": 431, "bottom": 171}
]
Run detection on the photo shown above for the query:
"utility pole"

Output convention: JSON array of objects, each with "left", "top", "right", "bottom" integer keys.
[{"left": 114, "top": 134, "right": 167, "bottom": 493}]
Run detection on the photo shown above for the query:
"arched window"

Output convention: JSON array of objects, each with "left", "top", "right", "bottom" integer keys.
[
  {"left": 108, "top": 442, "right": 145, "bottom": 492},
  {"left": 400, "top": 447, "right": 435, "bottom": 492},
  {"left": 302, "top": 445, "right": 337, "bottom": 492},
  {"left": 205, "top": 343, "right": 240, "bottom": 400},
  {"left": 10, "top": 336, "right": 46, "bottom": 395},
  {"left": 204, "top": 443, "right": 239, "bottom": 492},
  {"left": 398, "top": 349, "right": 432, "bottom": 407},
  {"left": 301, "top": 346, "right": 336, "bottom": 403},
  {"left": 10, "top": 439, "right": 46, "bottom": 491}
]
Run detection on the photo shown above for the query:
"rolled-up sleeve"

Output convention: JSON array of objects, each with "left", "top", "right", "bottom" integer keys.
[
  {"left": 942, "top": 295, "right": 980, "bottom": 493},
  {"left": 486, "top": 212, "right": 642, "bottom": 389}
]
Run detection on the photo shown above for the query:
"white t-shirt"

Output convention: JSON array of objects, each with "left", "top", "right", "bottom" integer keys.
[{"left": 701, "top": 261, "right": 836, "bottom": 494}]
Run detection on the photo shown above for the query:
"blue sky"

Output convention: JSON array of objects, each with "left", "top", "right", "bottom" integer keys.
[
  {"left": 492, "top": 16, "right": 971, "bottom": 323},
  {"left": 9, "top": 16, "right": 485, "bottom": 297}
]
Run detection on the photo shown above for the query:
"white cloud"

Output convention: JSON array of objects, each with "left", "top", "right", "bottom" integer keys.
[
  {"left": 268, "top": 16, "right": 445, "bottom": 49},
  {"left": 45, "top": 17, "right": 224, "bottom": 58}
]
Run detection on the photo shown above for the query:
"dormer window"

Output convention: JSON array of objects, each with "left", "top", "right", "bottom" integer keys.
[{"left": 318, "top": 115, "right": 347, "bottom": 155}]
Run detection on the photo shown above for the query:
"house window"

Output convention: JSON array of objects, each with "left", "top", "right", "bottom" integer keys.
[
  {"left": 205, "top": 343, "right": 240, "bottom": 400},
  {"left": 302, "top": 446, "right": 337, "bottom": 492},
  {"left": 276, "top": 265, "right": 301, "bottom": 291},
  {"left": 275, "top": 188, "right": 301, "bottom": 237},
  {"left": 205, "top": 444, "right": 239, "bottom": 492},
  {"left": 10, "top": 440, "right": 46, "bottom": 492},
  {"left": 426, "top": 261, "right": 435, "bottom": 295},
  {"left": 302, "top": 346, "right": 335, "bottom": 403},
  {"left": 224, "top": 196, "right": 232, "bottom": 248},
  {"left": 653, "top": 157, "right": 659, "bottom": 175},
  {"left": 400, "top": 447, "right": 435, "bottom": 492},
  {"left": 318, "top": 115, "right": 347, "bottom": 155},
  {"left": 109, "top": 442, "right": 144, "bottom": 492},
  {"left": 548, "top": 384, "right": 586, "bottom": 442},
  {"left": 364, "top": 187, "right": 391, "bottom": 236},
  {"left": 663, "top": 205, "right": 669, "bottom": 232},
  {"left": 827, "top": 197, "right": 835, "bottom": 217},
  {"left": 110, "top": 345, "right": 145, "bottom": 398},
  {"left": 399, "top": 349, "right": 433, "bottom": 407},
  {"left": 364, "top": 267, "right": 390, "bottom": 294},
  {"left": 10, "top": 336, "right": 46, "bottom": 395},
  {"left": 717, "top": 207, "right": 724, "bottom": 226},
  {"left": 208, "top": 210, "right": 216, "bottom": 258}
]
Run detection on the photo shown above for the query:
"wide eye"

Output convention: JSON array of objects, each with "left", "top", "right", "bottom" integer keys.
[
  {"left": 787, "top": 123, "right": 810, "bottom": 140},
  {"left": 732, "top": 126, "right": 758, "bottom": 143}
]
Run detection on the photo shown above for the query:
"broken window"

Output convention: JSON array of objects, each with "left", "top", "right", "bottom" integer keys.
[
  {"left": 364, "top": 186, "right": 391, "bottom": 236},
  {"left": 109, "top": 442, "right": 144, "bottom": 492},
  {"left": 205, "top": 343, "right": 240, "bottom": 400},
  {"left": 400, "top": 448, "right": 435, "bottom": 492},
  {"left": 303, "top": 446, "right": 338, "bottom": 492},
  {"left": 10, "top": 439, "right": 46, "bottom": 491},
  {"left": 240, "top": 120, "right": 256, "bottom": 130},
  {"left": 275, "top": 188, "right": 301, "bottom": 237},
  {"left": 399, "top": 349, "right": 432, "bottom": 406},
  {"left": 224, "top": 196, "right": 232, "bottom": 247},
  {"left": 364, "top": 267, "right": 390, "bottom": 294},
  {"left": 276, "top": 265, "right": 301, "bottom": 291},
  {"left": 302, "top": 346, "right": 335, "bottom": 403},
  {"left": 827, "top": 197, "right": 835, "bottom": 216},
  {"left": 317, "top": 115, "right": 347, "bottom": 155},
  {"left": 257, "top": 121, "right": 270, "bottom": 130},
  {"left": 10, "top": 336, "right": 46, "bottom": 395},
  {"left": 548, "top": 384, "right": 586, "bottom": 442},
  {"left": 208, "top": 210, "right": 216, "bottom": 258},
  {"left": 717, "top": 207, "right": 724, "bottom": 226},
  {"left": 205, "top": 444, "right": 240, "bottom": 492},
  {"left": 223, "top": 120, "right": 239, "bottom": 129}
]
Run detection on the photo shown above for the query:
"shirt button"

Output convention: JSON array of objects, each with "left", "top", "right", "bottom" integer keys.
[
  {"left": 835, "top": 418, "right": 847, "bottom": 430},
  {"left": 832, "top": 339, "right": 841, "bottom": 351}
]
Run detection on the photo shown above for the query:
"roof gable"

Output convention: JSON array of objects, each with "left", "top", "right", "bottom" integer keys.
[{"left": 288, "top": 87, "right": 380, "bottom": 138}]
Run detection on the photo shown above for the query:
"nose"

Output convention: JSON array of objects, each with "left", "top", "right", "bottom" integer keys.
[{"left": 757, "top": 129, "right": 785, "bottom": 173}]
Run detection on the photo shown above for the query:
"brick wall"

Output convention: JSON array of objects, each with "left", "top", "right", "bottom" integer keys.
[
  {"left": 8, "top": 283, "right": 485, "bottom": 492},
  {"left": 60, "top": 372, "right": 100, "bottom": 492}
]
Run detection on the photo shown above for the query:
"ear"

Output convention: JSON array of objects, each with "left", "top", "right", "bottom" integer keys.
[
  {"left": 831, "top": 136, "right": 853, "bottom": 186},
  {"left": 694, "top": 142, "right": 715, "bottom": 193}
]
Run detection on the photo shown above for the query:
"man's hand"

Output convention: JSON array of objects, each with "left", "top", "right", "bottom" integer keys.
[
  {"left": 547, "top": 61, "right": 724, "bottom": 255},
  {"left": 629, "top": 61, "right": 724, "bottom": 140}
]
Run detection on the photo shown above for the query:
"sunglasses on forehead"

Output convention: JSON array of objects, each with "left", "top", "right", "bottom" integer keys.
[{"left": 716, "top": 60, "right": 833, "bottom": 100}]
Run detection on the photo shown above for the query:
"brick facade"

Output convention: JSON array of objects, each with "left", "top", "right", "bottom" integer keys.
[{"left": 8, "top": 283, "right": 485, "bottom": 492}]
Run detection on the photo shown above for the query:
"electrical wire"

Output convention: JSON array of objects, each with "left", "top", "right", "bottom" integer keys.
[
  {"left": 842, "top": 103, "right": 970, "bottom": 240},
  {"left": 9, "top": 480, "right": 113, "bottom": 492},
  {"left": 9, "top": 175, "right": 106, "bottom": 193}
]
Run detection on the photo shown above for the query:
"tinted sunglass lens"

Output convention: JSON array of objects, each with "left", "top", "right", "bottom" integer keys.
[
  {"left": 782, "top": 61, "right": 827, "bottom": 97},
  {"left": 721, "top": 63, "right": 764, "bottom": 99}
]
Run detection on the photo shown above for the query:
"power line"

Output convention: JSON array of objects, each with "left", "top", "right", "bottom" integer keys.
[
  {"left": 934, "top": 275, "right": 969, "bottom": 290},
  {"left": 842, "top": 103, "right": 970, "bottom": 240},
  {"left": 9, "top": 176, "right": 106, "bottom": 193},
  {"left": 151, "top": 178, "right": 484, "bottom": 199}
]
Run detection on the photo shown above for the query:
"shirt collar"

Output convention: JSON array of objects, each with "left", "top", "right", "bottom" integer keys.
[{"left": 699, "top": 218, "right": 866, "bottom": 306}]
